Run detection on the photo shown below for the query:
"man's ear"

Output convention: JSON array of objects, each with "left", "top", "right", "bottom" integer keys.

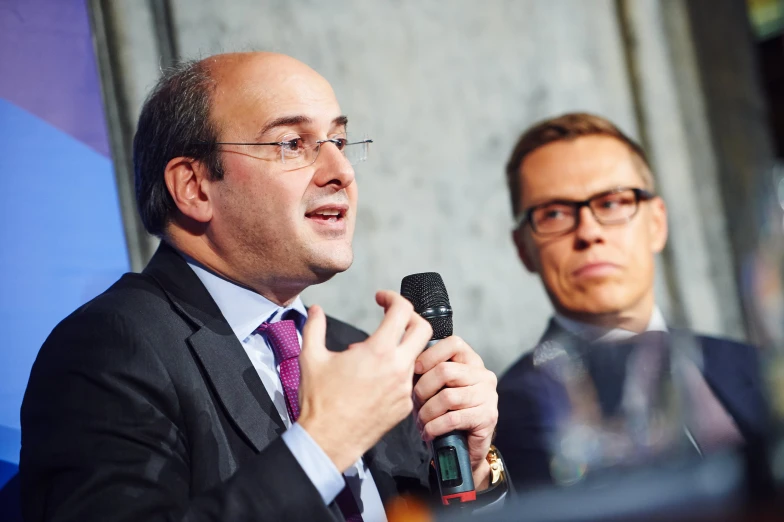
[
  {"left": 512, "top": 228, "right": 537, "bottom": 273},
  {"left": 648, "top": 196, "right": 668, "bottom": 254},
  {"left": 164, "top": 157, "right": 213, "bottom": 224}
]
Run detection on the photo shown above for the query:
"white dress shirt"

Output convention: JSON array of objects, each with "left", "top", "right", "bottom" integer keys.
[
  {"left": 554, "top": 306, "right": 668, "bottom": 342},
  {"left": 187, "top": 260, "right": 388, "bottom": 522}
]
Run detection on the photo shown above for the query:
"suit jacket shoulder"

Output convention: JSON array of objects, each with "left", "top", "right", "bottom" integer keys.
[
  {"left": 21, "top": 247, "right": 339, "bottom": 521},
  {"left": 696, "top": 334, "right": 769, "bottom": 443}
]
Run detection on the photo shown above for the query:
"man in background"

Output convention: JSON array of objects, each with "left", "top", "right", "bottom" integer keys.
[
  {"left": 20, "top": 52, "right": 504, "bottom": 521},
  {"left": 495, "top": 112, "right": 768, "bottom": 487}
]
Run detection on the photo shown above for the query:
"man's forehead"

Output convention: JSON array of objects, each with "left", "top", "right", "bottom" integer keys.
[
  {"left": 519, "top": 136, "right": 645, "bottom": 204},
  {"left": 206, "top": 52, "right": 342, "bottom": 131},
  {"left": 206, "top": 52, "right": 325, "bottom": 86}
]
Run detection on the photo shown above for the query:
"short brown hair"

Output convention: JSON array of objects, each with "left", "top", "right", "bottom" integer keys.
[{"left": 505, "top": 112, "right": 654, "bottom": 217}]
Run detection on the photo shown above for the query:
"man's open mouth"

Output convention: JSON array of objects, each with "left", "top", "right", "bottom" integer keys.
[{"left": 305, "top": 206, "right": 347, "bottom": 223}]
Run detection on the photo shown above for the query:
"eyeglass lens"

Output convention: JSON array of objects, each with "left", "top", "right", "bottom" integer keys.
[
  {"left": 531, "top": 189, "right": 641, "bottom": 235},
  {"left": 278, "top": 133, "right": 369, "bottom": 170}
]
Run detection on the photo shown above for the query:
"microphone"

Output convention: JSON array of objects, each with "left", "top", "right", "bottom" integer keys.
[{"left": 400, "top": 272, "right": 476, "bottom": 505}]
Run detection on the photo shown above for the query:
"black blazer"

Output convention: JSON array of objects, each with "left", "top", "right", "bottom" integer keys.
[
  {"left": 20, "top": 242, "right": 432, "bottom": 521},
  {"left": 495, "top": 320, "right": 770, "bottom": 488}
]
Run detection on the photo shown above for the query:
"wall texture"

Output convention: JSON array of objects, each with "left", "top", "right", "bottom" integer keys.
[{"left": 96, "top": 0, "right": 762, "bottom": 373}]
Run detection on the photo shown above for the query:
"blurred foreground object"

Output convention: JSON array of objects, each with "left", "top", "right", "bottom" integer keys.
[
  {"left": 744, "top": 163, "right": 784, "bottom": 500},
  {"left": 437, "top": 452, "right": 746, "bottom": 521},
  {"left": 386, "top": 495, "right": 434, "bottom": 522},
  {"left": 743, "top": 163, "right": 784, "bottom": 349}
]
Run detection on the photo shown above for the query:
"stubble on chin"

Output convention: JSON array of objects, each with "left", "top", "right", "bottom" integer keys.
[{"left": 309, "top": 241, "right": 354, "bottom": 279}]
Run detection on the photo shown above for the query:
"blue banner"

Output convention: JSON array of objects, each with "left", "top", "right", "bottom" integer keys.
[{"left": 0, "top": 0, "right": 130, "bottom": 497}]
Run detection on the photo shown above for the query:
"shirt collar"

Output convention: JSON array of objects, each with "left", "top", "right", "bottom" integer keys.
[
  {"left": 554, "top": 306, "right": 668, "bottom": 343},
  {"left": 184, "top": 257, "right": 308, "bottom": 343}
]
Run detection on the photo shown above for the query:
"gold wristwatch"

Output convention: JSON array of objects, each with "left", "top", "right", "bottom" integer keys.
[{"left": 486, "top": 445, "right": 505, "bottom": 487}]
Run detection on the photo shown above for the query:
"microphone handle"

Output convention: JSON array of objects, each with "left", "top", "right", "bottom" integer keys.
[{"left": 425, "top": 339, "right": 477, "bottom": 505}]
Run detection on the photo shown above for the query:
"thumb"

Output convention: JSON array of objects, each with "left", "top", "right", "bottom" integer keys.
[{"left": 301, "top": 305, "right": 328, "bottom": 360}]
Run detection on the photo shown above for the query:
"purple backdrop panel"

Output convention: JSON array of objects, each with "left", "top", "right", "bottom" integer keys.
[{"left": 0, "top": 0, "right": 110, "bottom": 157}]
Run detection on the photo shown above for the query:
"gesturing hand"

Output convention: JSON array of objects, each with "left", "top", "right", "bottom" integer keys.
[{"left": 297, "top": 291, "right": 433, "bottom": 472}]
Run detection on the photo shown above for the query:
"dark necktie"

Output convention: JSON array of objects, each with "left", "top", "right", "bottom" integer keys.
[
  {"left": 584, "top": 331, "right": 669, "bottom": 416},
  {"left": 588, "top": 331, "right": 742, "bottom": 452},
  {"left": 255, "top": 318, "right": 364, "bottom": 522}
]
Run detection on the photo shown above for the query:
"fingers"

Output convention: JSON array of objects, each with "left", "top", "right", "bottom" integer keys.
[
  {"left": 414, "top": 357, "right": 498, "bottom": 444},
  {"left": 399, "top": 314, "right": 432, "bottom": 361},
  {"left": 420, "top": 405, "right": 498, "bottom": 442},
  {"left": 415, "top": 364, "right": 497, "bottom": 420},
  {"left": 374, "top": 289, "right": 398, "bottom": 310},
  {"left": 301, "top": 304, "right": 327, "bottom": 360},
  {"left": 371, "top": 291, "right": 432, "bottom": 360},
  {"left": 414, "top": 362, "right": 481, "bottom": 405},
  {"left": 415, "top": 336, "right": 484, "bottom": 375},
  {"left": 417, "top": 385, "right": 485, "bottom": 425},
  {"left": 371, "top": 291, "right": 417, "bottom": 344}
]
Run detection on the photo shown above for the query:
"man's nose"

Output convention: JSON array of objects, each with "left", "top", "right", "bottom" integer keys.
[
  {"left": 573, "top": 205, "right": 605, "bottom": 244},
  {"left": 312, "top": 142, "right": 356, "bottom": 189}
]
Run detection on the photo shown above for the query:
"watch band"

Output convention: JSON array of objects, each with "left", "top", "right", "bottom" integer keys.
[{"left": 486, "top": 445, "right": 505, "bottom": 487}]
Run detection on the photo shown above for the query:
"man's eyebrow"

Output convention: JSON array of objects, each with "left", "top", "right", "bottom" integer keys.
[
  {"left": 333, "top": 115, "right": 348, "bottom": 128},
  {"left": 255, "top": 114, "right": 349, "bottom": 140},
  {"left": 527, "top": 187, "right": 626, "bottom": 208},
  {"left": 256, "top": 115, "right": 313, "bottom": 139}
]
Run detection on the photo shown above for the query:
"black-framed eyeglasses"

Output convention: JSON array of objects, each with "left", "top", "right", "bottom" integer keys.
[
  {"left": 514, "top": 187, "right": 656, "bottom": 236},
  {"left": 213, "top": 133, "right": 373, "bottom": 171}
]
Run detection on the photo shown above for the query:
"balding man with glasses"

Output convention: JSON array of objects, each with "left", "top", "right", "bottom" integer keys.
[
  {"left": 20, "top": 52, "right": 505, "bottom": 521},
  {"left": 495, "top": 112, "right": 769, "bottom": 488}
]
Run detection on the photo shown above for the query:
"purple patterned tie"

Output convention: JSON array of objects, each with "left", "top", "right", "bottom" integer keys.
[
  {"left": 256, "top": 318, "right": 364, "bottom": 522},
  {"left": 255, "top": 320, "right": 301, "bottom": 422}
]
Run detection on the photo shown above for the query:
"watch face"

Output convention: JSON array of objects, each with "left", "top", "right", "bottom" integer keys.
[
  {"left": 436, "top": 446, "right": 463, "bottom": 488},
  {"left": 487, "top": 448, "right": 504, "bottom": 485}
]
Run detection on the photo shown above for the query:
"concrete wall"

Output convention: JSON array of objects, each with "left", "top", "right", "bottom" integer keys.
[{"left": 94, "top": 0, "right": 759, "bottom": 374}]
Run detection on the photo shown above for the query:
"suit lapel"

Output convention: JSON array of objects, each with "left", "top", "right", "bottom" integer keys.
[
  {"left": 538, "top": 318, "right": 585, "bottom": 352},
  {"left": 143, "top": 242, "right": 285, "bottom": 453},
  {"left": 698, "top": 336, "right": 766, "bottom": 440},
  {"left": 188, "top": 319, "right": 286, "bottom": 452},
  {"left": 540, "top": 317, "right": 567, "bottom": 344}
]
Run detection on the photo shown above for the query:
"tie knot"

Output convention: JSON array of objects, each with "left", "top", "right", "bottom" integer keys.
[
  {"left": 588, "top": 330, "right": 669, "bottom": 351},
  {"left": 256, "top": 319, "right": 300, "bottom": 361},
  {"left": 627, "top": 330, "right": 669, "bottom": 350}
]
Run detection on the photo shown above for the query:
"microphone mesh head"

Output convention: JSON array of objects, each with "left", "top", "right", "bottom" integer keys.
[
  {"left": 425, "top": 316, "right": 453, "bottom": 341},
  {"left": 400, "top": 272, "right": 453, "bottom": 340}
]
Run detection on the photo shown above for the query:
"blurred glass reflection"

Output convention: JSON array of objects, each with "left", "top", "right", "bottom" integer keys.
[
  {"left": 531, "top": 328, "right": 744, "bottom": 486},
  {"left": 744, "top": 162, "right": 784, "bottom": 489}
]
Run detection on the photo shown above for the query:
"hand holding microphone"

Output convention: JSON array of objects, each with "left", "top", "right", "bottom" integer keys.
[
  {"left": 401, "top": 273, "right": 499, "bottom": 503},
  {"left": 297, "top": 277, "right": 499, "bottom": 506}
]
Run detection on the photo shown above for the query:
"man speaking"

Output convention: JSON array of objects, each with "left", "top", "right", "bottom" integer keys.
[{"left": 20, "top": 52, "right": 504, "bottom": 521}]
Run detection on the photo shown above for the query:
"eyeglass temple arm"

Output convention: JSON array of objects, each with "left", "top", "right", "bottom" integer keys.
[
  {"left": 213, "top": 141, "right": 283, "bottom": 146},
  {"left": 213, "top": 138, "right": 374, "bottom": 146},
  {"left": 512, "top": 211, "right": 529, "bottom": 231}
]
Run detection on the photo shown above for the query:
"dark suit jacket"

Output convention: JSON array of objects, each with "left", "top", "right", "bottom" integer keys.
[
  {"left": 20, "top": 242, "right": 432, "bottom": 521},
  {"left": 495, "top": 319, "right": 770, "bottom": 488}
]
